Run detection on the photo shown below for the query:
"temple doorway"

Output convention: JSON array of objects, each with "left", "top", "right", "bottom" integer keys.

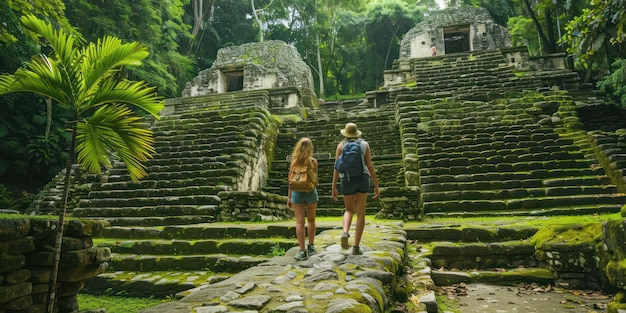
[{"left": 444, "top": 24, "right": 471, "bottom": 53}]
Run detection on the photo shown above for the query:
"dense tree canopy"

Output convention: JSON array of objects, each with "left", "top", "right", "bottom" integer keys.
[{"left": 0, "top": 0, "right": 625, "bottom": 208}]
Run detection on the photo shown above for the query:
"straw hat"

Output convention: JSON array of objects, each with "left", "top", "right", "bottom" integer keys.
[{"left": 340, "top": 122, "right": 362, "bottom": 138}]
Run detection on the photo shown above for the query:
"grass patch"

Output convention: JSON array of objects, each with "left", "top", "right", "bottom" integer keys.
[
  {"left": 435, "top": 293, "right": 460, "bottom": 312},
  {"left": 78, "top": 294, "right": 171, "bottom": 313},
  {"left": 409, "top": 213, "right": 622, "bottom": 228}
]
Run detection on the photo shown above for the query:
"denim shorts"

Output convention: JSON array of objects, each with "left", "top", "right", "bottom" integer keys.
[
  {"left": 291, "top": 188, "right": 319, "bottom": 204},
  {"left": 340, "top": 175, "right": 370, "bottom": 195}
]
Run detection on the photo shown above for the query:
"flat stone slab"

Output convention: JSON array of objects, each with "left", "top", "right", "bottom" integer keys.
[{"left": 139, "top": 223, "right": 406, "bottom": 313}]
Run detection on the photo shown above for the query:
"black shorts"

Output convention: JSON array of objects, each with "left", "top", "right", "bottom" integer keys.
[{"left": 340, "top": 175, "right": 370, "bottom": 195}]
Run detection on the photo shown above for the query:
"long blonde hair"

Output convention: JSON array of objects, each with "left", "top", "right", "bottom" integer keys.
[{"left": 290, "top": 138, "right": 314, "bottom": 166}]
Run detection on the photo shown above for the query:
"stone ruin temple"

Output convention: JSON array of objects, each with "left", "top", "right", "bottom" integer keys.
[{"left": 5, "top": 6, "right": 626, "bottom": 313}]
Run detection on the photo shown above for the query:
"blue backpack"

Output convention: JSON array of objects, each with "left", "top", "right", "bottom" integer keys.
[{"left": 335, "top": 140, "right": 365, "bottom": 181}]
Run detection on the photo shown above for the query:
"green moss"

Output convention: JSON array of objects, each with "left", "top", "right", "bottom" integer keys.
[{"left": 530, "top": 223, "right": 603, "bottom": 247}]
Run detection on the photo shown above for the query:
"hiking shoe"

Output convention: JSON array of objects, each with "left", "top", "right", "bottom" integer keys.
[
  {"left": 341, "top": 232, "right": 350, "bottom": 250},
  {"left": 307, "top": 244, "right": 317, "bottom": 256},
  {"left": 295, "top": 249, "right": 308, "bottom": 261},
  {"left": 352, "top": 246, "right": 362, "bottom": 255}
]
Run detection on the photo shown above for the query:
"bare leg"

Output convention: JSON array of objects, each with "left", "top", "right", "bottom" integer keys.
[
  {"left": 342, "top": 194, "right": 357, "bottom": 234},
  {"left": 306, "top": 203, "right": 317, "bottom": 245},
  {"left": 352, "top": 192, "right": 368, "bottom": 247},
  {"left": 293, "top": 203, "right": 306, "bottom": 250}
]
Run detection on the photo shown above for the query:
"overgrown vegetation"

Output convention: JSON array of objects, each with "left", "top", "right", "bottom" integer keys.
[
  {"left": 598, "top": 59, "right": 626, "bottom": 108},
  {"left": 77, "top": 294, "right": 171, "bottom": 313}
]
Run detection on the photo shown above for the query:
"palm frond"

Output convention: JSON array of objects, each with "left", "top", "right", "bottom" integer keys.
[
  {"left": 81, "top": 37, "right": 150, "bottom": 94},
  {"left": 0, "top": 59, "right": 70, "bottom": 105},
  {"left": 88, "top": 79, "right": 164, "bottom": 118},
  {"left": 76, "top": 104, "right": 156, "bottom": 181},
  {"left": 20, "top": 15, "right": 84, "bottom": 77}
]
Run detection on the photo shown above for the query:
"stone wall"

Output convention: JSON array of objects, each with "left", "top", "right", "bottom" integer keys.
[
  {"left": 0, "top": 217, "right": 109, "bottom": 312},
  {"left": 217, "top": 191, "right": 290, "bottom": 222}
]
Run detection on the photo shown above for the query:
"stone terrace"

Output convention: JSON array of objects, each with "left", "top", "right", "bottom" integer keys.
[
  {"left": 69, "top": 90, "right": 289, "bottom": 225},
  {"left": 395, "top": 92, "right": 625, "bottom": 217}
]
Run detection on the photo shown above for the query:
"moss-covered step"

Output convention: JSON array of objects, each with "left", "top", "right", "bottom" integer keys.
[
  {"left": 73, "top": 204, "right": 220, "bottom": 218},
  {"left": 404, "top": 225, "right": 538, "bottom": 242},
  {"left": 431, "top": 268, "right": 555, "bottom": 286},
  {"left": 82, "top": 270, "right": 228, "bottom": 298},
  {"left": 108, "top": 253, "right": 269, "bottom": 272},
  {"left": 97, "top": 238, "right": 296, "bottom": 256},
  {"left": 428, "top": 240, "right": 539, "bottom": 270}
]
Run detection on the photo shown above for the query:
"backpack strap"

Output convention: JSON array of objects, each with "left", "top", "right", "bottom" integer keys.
[{"left": 359, "top": 140, "right": 370, "bottom": 176}]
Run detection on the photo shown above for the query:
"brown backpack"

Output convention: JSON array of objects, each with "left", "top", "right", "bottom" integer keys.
[{"left": 289, "top": 159, "right": 317, "bottom": 192}]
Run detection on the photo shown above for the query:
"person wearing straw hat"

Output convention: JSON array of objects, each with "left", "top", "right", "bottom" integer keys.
[{"left": 331, "top": 122, "right": 379, "bottom": 255}]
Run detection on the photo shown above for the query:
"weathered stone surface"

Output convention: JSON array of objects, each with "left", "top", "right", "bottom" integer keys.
[
  {"left": 58, "top": 262, "right": 108, "bottom": 283},
  {"left": 4, "top": 294, "right": 33, "bottom": 310},
  {"left": 4, "top": 269, "right": 31, "bottom": 285},
  {"left": 140, "top": 225, "right": 405, "bottom": 313},
  {"left": 29, "top": 267, "right": 51, "bottom": 284},
  {"left": 227, "top": 295, "right": 271, "bottom": 310},
  {"left": 431, "top": 270, "right": 472, "bottom": 285},
  {"left": 60, "top": 247, "right": 111, "bottom": 267},
  {"left": 25, "top": 251, "right": 54, "bottom": 267},
  {"left": 0, "top": 255, "right": 26, "bottom": 273},
  {"left": 0, "top": 218, "right": 31, "bottom": 241},
  {"left": 0, "top": 282, "right": 31, "bottom": 304},
  {"left": 0, "top": 236, "right": 35, "bottom": 256},
  {"left": 65, "top": 219, "right": 109, "bottom": 237}
]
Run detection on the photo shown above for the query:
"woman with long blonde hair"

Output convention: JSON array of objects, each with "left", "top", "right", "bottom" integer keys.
[{"left": 288, "top": 137, "right": 319, "bottom": 261}]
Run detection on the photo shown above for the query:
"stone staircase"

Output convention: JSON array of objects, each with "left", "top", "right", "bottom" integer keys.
[
  {"left": 70, "top": 90, "right": 281, "bottom": 226},
  {"left": 264, "top": 104, "right": 406, "bottom": 215},
  {"left": 394, "top": 91, "right": 626, "bottom": 217},
  {"left": 389, "top": 49, "right": 543, "bottom": 101},
  {"left": 406, "top": 220, "right": 608, "bottom": 293},
  {"left": 83, "top": 221, "right": 338, "bottom": 298}
]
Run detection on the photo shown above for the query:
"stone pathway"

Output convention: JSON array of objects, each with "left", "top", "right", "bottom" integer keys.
[
  {"left": 138, "top": 223, "right": 413, "bottom": 313},
  {"left": 443, "top": 283, "right": 611, "bottom": 313}
]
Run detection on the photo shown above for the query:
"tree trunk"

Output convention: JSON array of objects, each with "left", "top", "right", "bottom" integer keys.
[
  {"left": 522, "top": 0, "right": 555, "bottom": 54},
  {"left": 45, "top": 128, "right": 76, "bottom": 313},
  {"left": 316, "top": 34, "right": 324, "bottom": 96},
  {"left": 45, "top": 97, "right": 52, "bottom": 138},
  {"left": 251, "top": 0, "right": 264, "bottom": 42},
  {"left": 186, "top": 0, "right": 214, "bottom": 56}
]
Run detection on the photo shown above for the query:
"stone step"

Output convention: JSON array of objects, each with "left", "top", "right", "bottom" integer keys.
[
  {"left": 95, "top": 215, "right": 217, "bottom": 227},
  {"left": 132, "top": 224, "right": 408, "bottom": 312},
  {"left": 93, "top": 178, "right": 231, "bottom": 191},
  {"left": 107, "top": 171, "right": 239, "bottom": 185},
  {"left": 421, "top": 168, "right": 604, "bottom": 184},
  {"left": 423, "top": 175, "right": 613, "bottom": 192},
  {"left": 419, "top": 159, "right": 596, "bottom": 177},
  {"left": 108, "top": 253, "right": 270, "bottom": 272},
  {"left": 424, "top": 204, "right": 623, "bottom": 217},
  {"left": 151, "top": 149, "right": 254, "bottom": 160},
  {"left": 100, "top": 238, "right": 296, "bottom": 256},
  {"left": 422, "top": 185, "right": 619, "bottom": 202},
  {"left": 428, "top": 240, "right": 539, "bottom": 270},
  {"left": 430, "top": 268, "right": 555, "bottom": 286},
  {"left": 82, "top": 271, "right": 221, "bottom": 298},
  {"left": 424, "top": 194, "right": 625, "bottom": 213},
  {"left": 73, "top": 205, "right": 215, "bottom": 218},
  {"left": 87, "top": 186, "right": 223, "bottom": 199},
  {"left": 404, "top": 225, "right": 538, "bottom": 242},
  {"left": 78, "top": 194, "right": 222, "bottom": 208},
  {"left": 108, "top": 166, "right": 239, "bottom": 179}
]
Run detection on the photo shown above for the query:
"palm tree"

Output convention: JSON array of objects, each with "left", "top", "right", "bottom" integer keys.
[{"left": 0, "top": 15, "right": 164, "bottom": 313}]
